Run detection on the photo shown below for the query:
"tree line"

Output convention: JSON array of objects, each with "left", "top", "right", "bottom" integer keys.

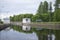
[{"left": 10, "top": 0, "right": 60, "bottom": 22}]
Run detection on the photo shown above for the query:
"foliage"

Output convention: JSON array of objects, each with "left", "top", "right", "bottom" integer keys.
[
  {"left": 37, "top": 2, "right": 43, "bottom": 15},
  {"left": 53, "top": 9, "right": 60, "bottom": 21},
  {"left": 32, "top": 15, "right": 41, "bottom": 22},
  {"left": 10, "top": 14, "right": 33, "bottom": 22},
  {"left": 43, "top": 1, "right": 48, "bottom": 13},
  {"left": 10, "top": 0, "right": 60, "bottom": 22},
  {"left": 37, "top": 1, "right": 48, "bottom": 15},
  {"left": 53, "top": 0, "right": 60, "bottom": 22}
]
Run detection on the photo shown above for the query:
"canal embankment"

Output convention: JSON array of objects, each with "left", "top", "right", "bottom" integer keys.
[
  {"left": 0, "top": 22, "right": 60, "bottom": 31},
  {"left": 10, "top": 22, "right": 60, "bottom": 30},
  {"left": 0, "top": 24, "right": 10, "bottom": 31}
]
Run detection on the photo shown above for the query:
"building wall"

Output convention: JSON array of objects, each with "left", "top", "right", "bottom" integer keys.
[
  {"left": 22, "top": 18, "right": 31, "bottom": 23},
  {"left": 22, "top": 18, "right": 31, "bottom": 31}
]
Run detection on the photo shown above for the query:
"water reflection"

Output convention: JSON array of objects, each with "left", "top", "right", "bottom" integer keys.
[
  {"left": 0, "top": 25, "right": 60, "bottom": 40},
  {"left": 48, "top": 34, "right": 55, "bottom": 40},
  {"left": 0, "top": 26, "right": 38, "bottom": 40},
  {"left": 22, "top": 25, "right": 31, "bottom": 31},
  {"left": 3, "top": 27, "right": 11, "bottom": 31}
]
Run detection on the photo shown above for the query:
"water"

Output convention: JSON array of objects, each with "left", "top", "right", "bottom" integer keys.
[{"left": 0, "top": 26, "right": 60, "bottom": 40}]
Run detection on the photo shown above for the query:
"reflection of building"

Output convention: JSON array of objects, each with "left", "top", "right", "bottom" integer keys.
[
  {"left": 3, "top": 18, "right": 10, "bottom": 24},
  {"left": 22, "top": 18, "right": 31, "bottom": 31},
  {"left": 22, "top": 25, "right": 31, "bottom": 31}
]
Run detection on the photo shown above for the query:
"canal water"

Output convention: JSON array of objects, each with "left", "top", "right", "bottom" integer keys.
[{"left": 0, "top": 26, "right": 60, "bottom": 40}]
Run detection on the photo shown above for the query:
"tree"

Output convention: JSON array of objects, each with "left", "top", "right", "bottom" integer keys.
[
  {"left": 53, "top": 9, "right": 60, "bottom": 21},
  {"left": 48, "top": 2, "right": 53, "bottom": 22},
  {"left": 53, "top": 0, "right": 60, "bottom": 22},
  {"left": 32, "top": 15, "right": 41, "bottom": 22},
  {"left": 10, "top": 14, "right": 33, "bottom": 22},
  {"left": 37, "top": 2, "right": 43, "bottom": 15},
  {"left": 36, "top": 1, "right": 49, "bottom": 22},
  {"left": 41, "top": 13, "right": 49, "bottom": 22},
  {"left": 37, "top": 1, "right": 48, "bottom": 15},
  {"left": 55, "top": 0, "right": 60, "bottom": 10},
  {"left": 43, "top": 1, "right": 48, "bottom": 13}
]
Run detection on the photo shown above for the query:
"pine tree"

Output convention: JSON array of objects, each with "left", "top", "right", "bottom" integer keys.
[
  {"left": 37, "top": 2, "right": 43, "bottom": 15},
  {"left": 37, "top": 1, "right": 48, "bottom": 15},
  {"left": 43, "top": 1, "right": 48, "bottom": 13}
]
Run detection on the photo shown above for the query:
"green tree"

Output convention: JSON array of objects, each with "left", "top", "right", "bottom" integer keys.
[
  {"left": 37, "top": 2, "right": 43, "bottom": 15},
  {"left": 32, "top": 15, "right": 40, "bottom": 22},
  {"left": 36, "top": 1, "right": 49, "bottom": 22},
  {"left": 53, "top": 0, "right": 60, "bottom": 22},
  {"left": 37, "top": 1, "right": 48, "bottom": 15},
  {"left": 53, "top": 9, "right": 60, "bottom": 21},
  {"left": 43, "top": 1, "right": 48, "bottom": 13},
  {"left": 48, "top": 2, "right": 53, "bottom": 22},
  {"left": 10, "top": 14, "right": 33, "bottom": 22},
  {"left": 41, "top": 13, "right": 49, "bottom": 22}
]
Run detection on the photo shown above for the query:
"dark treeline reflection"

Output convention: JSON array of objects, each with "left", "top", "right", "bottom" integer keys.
[{"left": 11, "top": 25, "right": 60, "bottom": 40}]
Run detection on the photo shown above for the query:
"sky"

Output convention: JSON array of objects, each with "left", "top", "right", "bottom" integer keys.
[{"left": 0, "top": 0, "right": 55, "bottom": 19}]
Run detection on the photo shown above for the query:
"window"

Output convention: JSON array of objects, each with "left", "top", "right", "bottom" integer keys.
[{"left": 26, "top": 19, "right": 28, "bottom": 21}]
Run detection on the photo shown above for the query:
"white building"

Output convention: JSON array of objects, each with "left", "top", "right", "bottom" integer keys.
[
  {"left": 22, "top": 18, "right": 31, "bottom": 31},
  {"left": 22, "top": 18, "right": 31, "bottom": 23},
  {"left": 3, "top": 18, "right": 10, "bottom": 24}
]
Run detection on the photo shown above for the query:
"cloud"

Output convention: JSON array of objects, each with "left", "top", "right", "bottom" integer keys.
[
  {"left": 0, "top": 0, "right": 40, "bottom": 13},
  {"left": 0, "top": 0, "right": 55, "bottom": 19}
]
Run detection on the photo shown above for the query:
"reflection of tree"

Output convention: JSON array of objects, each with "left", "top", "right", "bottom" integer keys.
[
  {"left": 55, "top": 30, "right": 60, "bottom": 40},
  {"left": 33, "top": 29, "right": 49, "bottom": 40},
  {"left": 33, "top": 28, "right": 60, "bottom": 40},
  {"left": 11, "top": 26, "right": 60, "bottom": 40},
  {"left": 11, "top": 25, "right": 33, "bottom": 33}
]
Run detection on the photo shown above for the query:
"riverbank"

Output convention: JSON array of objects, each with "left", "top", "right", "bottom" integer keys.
[
  {"left": 10, "top": 22, "right": 60, "bottom": 30},
  {"left": 0, "top": 22, "right": 60, "bottom": 31},
  {"left": 0, "top": 24, "right": 10, "bottom": 31}
]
